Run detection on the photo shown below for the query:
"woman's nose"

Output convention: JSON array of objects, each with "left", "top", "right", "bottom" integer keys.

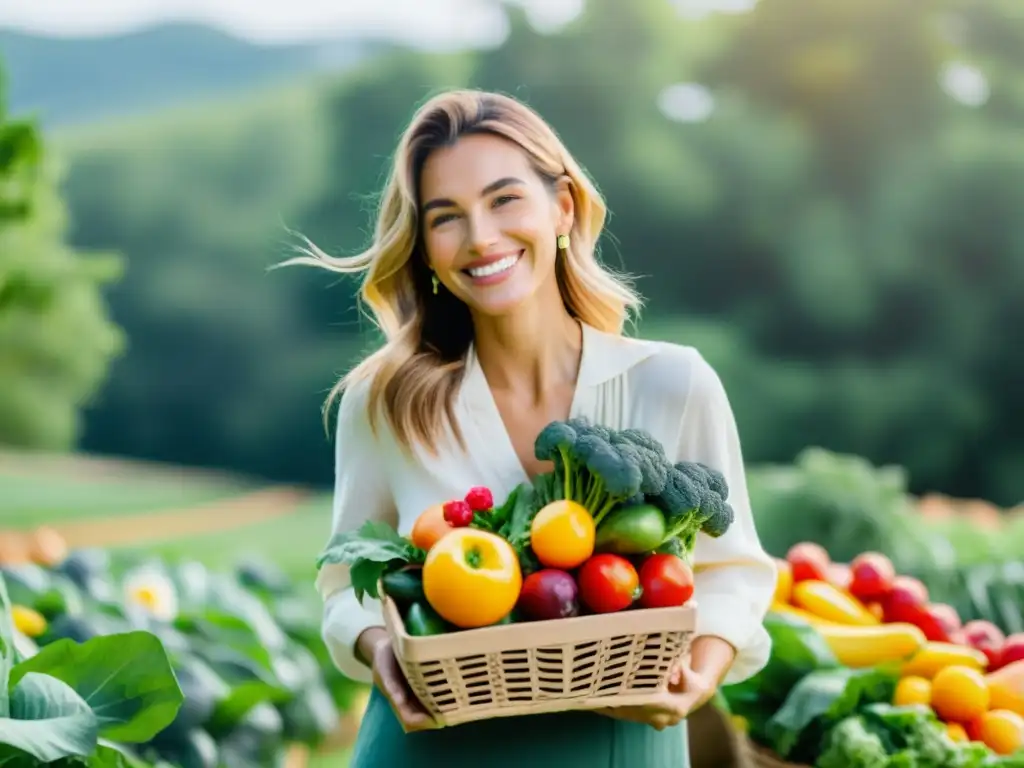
[{"left": 466, "top": 212, "right": 501, "bottom": 253}]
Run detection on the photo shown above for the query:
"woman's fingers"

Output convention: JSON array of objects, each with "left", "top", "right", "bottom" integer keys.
[{"left": 374, "top": 643, "right": 439, "bottom": 731}]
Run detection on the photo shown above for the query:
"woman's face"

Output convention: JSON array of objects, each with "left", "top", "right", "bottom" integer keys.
[{"left": 418, "top": 133, "right": 574, "bottom": 318}]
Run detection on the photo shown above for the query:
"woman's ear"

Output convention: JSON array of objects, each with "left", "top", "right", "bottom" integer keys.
[{"left": 553, "top": 175, "right": 576, "bottom": 237}]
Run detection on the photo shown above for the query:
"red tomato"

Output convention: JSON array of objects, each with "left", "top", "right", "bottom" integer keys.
[
  {"left": 638, "top": 554, "right": 694, "bottom": 609},
  {"left": 577, "top": 554, "right": 640, "bottom": 614},
  {"left": 786, "top": 542, "right": 831, "bottom": 583}
]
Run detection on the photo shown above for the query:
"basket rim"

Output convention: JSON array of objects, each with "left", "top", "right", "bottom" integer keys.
[{"left": 382, "top": 589, "right": 698, "bottom": 663}]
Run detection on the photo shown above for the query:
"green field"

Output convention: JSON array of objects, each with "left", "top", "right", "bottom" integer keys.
[
  {"left": 0, "top": 472, "right": 253, "bottom": 527},
  {"left": 138, "top": 492, "right": 334, "bottom": 582}
]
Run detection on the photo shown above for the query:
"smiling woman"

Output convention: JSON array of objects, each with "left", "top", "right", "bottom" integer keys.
[{"left": 282, "top": 89, "right": 777, "bottom": 768}]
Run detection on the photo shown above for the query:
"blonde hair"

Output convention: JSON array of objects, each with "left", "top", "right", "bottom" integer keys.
[{"left": 282, "top": 89, "right": 642, "bottom": 454}]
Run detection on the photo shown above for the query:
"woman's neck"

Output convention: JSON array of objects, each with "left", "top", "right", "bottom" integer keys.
[{"left": 472, "top": 302, "right": 583, "bottom": 404}]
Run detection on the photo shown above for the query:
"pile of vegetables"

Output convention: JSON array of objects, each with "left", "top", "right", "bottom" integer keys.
[
  {"left": 2, "top": 534, "right": 361, "bottom": 767},
  {"left": 726, "top": 541, "right": 1024, "bottom": 766},
  {"left": 318, "top": 417, "right": 736, "bottom": 635}
]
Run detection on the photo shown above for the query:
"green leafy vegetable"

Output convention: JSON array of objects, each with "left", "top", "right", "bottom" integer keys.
[
  {"left": 765, "top": 666, "right": 897, "bottom": 760},
  {"left": 316, "top": 520, "right": 426, "bottom": 603},
  {"left": 10, "top": 631, "right": 183, "bottom": 743},
  {"left": 0, "top": 672, "right": 97, "bottom": 762}
]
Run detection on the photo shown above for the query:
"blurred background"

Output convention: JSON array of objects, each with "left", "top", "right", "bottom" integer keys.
[{"left": 1, "top": 0, "right": 1022, "bottom": 764}]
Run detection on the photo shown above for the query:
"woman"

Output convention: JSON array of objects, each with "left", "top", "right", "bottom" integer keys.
[{"left": 296, "top": 89, "right": 777, "bottom": 767}]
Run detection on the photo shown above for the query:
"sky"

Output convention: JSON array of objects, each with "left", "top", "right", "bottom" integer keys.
[{"left": 0, "top": 0, "right": 585, "bottom": 48}]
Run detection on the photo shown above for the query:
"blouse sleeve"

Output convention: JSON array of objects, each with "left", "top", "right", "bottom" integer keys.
[
  {"left": 316, "top": 381, "right": 398, "bottom": 685},
  {"left": 676, "top": 351, "right": 778, "bottom": 686}
]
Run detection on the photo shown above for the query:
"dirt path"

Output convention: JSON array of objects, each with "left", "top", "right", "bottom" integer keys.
[{"left": 39, "top": 485, "right": 310, "bottom": 548}]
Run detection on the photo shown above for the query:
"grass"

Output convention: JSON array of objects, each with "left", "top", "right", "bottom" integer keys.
[
  {"left": 132, "top": 492, "right": 333, "bottom": 581},
  {"left": 0, "top": 469, "right": 253, "bottom": 527}
]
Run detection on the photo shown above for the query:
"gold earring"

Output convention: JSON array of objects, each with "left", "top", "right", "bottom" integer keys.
[
  {"left": 557, "top": 233, "right": 570, "bottom": 251},
  {"left": 431, "top": 273, "right": 439, "bottom": 295}
]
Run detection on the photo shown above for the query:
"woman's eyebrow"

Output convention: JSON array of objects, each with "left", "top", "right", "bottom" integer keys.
[{"left": 422, "top": 176, "right": 525, "bottom": 213}]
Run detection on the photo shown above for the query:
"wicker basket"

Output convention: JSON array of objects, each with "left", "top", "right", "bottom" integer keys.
[{"left": 382, "top": 594, "right": 697, "bottom": 728}]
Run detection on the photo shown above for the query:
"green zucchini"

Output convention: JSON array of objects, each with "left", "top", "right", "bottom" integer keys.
[
  {"left": 405, "top": 602, "right": 448, "bottom": 636},
  {"left": 381, "top": 569, "right": 425, "bottom": 605}
]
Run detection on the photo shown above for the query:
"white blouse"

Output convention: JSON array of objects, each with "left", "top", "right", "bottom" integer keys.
[{"left": 316, "top": 322, "right": 778, "bottom": 688}]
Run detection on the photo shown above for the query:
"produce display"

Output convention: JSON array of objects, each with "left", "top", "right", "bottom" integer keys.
[
  {"left": 724, "top": 540, "right": 1024, "bottom": 766},
  {"left": 1, "top": 532, "right": 360, "bottom": 767},
  {"left": 318, "top": 418, "right": 735, "bottom": 634}
]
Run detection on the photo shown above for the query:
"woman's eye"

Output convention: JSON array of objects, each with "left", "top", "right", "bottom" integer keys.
[
  {"left": 493, "top": 194, "right": 519, "bottom": 207},
  {"left": 430, "top": 213, "right": 457, "bottom": 228}
]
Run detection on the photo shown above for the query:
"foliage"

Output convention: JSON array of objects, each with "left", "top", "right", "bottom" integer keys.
[
  {"left": 20, "top": 0, "right": 1022, "bottom": 506},
  {"left": 0, "top": 67, "right": 124, "bottom": 450},
  {"left": 747, "top": 447, "right": 954, "bottom": 572},
  {"left": 0, "top": 572, "right": 183, "bottom": 765},
  {"left": 1, "top": 547, "right": 364, "bottom": 766}
]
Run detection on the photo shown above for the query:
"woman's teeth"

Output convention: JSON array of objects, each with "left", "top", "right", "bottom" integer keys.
[{"left": 467, "top": 252, "right": 520, "bottom": 279}]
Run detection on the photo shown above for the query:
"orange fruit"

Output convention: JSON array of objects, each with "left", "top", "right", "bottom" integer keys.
[
  {"left": 422, "top": 528, "right": 522, "bottom": 628},
  {"left": 946, "top": 722, "right": 968, "bottom": 743},
  {"left": 976, "top": 709, "right": 1024, "bottom": 755},
  {"left": 409, "top": 504, "right": 453, "bottom": 551},
  {"left": 931, "top": 665, "right": 990, "bottom": 724},
  {"left": 894, "top": 676, "right": 932, "bottom": 707},
  {"left": 530, "top": 500, "right": 595, "bottom": 570}
]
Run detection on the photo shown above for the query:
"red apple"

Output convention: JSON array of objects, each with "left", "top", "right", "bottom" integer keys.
[
  {"left": 848, "top": 552, "right": 896, "bottom": 602},
  {"left": 786, "top": 542, "right": 831, "bottom": 583},
  {"left": 962, "top": 620, "right": 1006, "bottom": 668},
  {"left": 997, "top": 633, "right": 1024, "bottom": 670},
  {"left": 916, "top": 602, "right": 962, "bottom": 642},
  {"left": 881, "top": 575, "right": 929, "bottom": 624}
]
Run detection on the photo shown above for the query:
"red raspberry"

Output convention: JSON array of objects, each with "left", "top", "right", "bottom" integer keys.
[
  {"left": 464, "top": 486, "right": 494, "bottom": 512},
  {"left": 442, "top": 499, "right": 474, "bottom": 527}
]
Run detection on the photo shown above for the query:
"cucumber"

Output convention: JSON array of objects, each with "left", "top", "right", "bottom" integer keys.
[
  {"left": 405, "top": 602, "right": 448, "bottom": 636},
  {"left": 381, "top": 569, "right": 425, "bottom": 605}
]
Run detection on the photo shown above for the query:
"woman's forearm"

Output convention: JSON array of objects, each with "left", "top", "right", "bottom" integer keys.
[
  {"left": 690, "top": 634, "right": 738, "bottom": 687},
  {"left": 356, "top": 626, "right": 389, "bottom": 668}
]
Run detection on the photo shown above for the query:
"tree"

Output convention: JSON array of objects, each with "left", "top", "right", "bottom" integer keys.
[{"left": 0, "top": 64, "right": 124, "bottom": 449}]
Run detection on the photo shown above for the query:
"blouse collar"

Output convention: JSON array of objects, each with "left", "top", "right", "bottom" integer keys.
[{"left": 464, "top": 320, "right": 658, "bottom": 398}]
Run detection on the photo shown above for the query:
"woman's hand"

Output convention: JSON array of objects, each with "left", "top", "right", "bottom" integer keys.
[
  {"left": 596, "top": 636, "right": 736, "bottom": 730},
  {"left": 358, "top": 627, "right": 439, "bottom": 733},
  {"left": 595, "top": 660, "right": 716, "bottom": 730}
]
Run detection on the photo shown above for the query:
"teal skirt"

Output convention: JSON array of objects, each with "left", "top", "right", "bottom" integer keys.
[{"left": 349, "top": 687, "right": 690, "bottom": 768}]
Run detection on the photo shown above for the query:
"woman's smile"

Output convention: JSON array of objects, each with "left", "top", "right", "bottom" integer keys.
[{"left": 463, "top": 249, "right": 524, "bottom": 285}]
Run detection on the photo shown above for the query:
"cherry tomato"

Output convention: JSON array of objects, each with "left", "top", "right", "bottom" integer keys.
[
  {"left": 577, "top": 554, "right": 640, "bottom": 614},
  {"left": 638, "top": 553, "right": 694, "bottom": 609}
]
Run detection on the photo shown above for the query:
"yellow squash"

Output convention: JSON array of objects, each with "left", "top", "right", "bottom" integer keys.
[
  {"left": 792, "top": 579, "right": 880, "bottom": 626},
  {"left": 901, "top": 642, "right": 989, "bottom": 679},
  {"left": 770, "top": 601, "right": 841, "bottom": 627},
  {"left": 816, "top": 622, "right": 927, "bottom": 668}
]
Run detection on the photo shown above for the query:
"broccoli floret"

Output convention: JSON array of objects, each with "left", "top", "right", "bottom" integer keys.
[
  {"left": 611, "top": 431, "right": 670, "bottom": 495},
  {"left": 697, "top": 461, "right": 729, "bottom": 499},
  {"left": 700, "top": 494, "right": 735, "bottom": 538},
  {"left": 534, "top": 421, "right": 579, "bottom": 500},
  {"left": 649, "top": 461, "right": 736, "bottom": 558},
  {"left": 534, "top": 420, "right": 644, "bottom": 525},
  {"left": 816, "top": 716, "right": 888, "bottom": 768}
]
